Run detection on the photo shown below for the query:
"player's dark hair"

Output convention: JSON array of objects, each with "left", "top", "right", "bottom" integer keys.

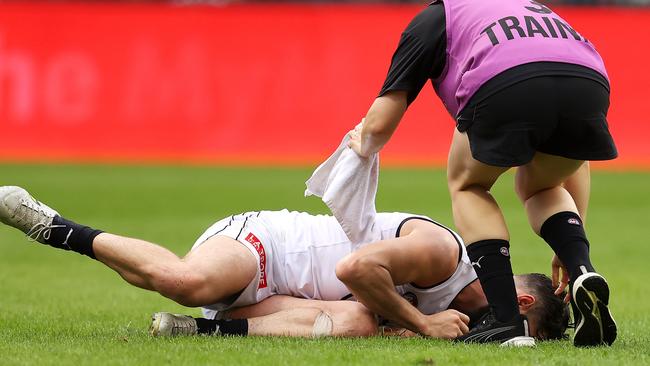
[{"left": 518, "top": 273, "right": 570, "bottom": 341}]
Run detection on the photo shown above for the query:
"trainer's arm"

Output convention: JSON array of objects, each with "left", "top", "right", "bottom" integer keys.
[
  {"left": 335, "top": 223, "right": 469, "bottom": 338},
  {"left": 348, "top": 91, "right": 408, "bottom": 157},
  {"left": 348, "top": 5, "right": 445, "bottom": 158}
]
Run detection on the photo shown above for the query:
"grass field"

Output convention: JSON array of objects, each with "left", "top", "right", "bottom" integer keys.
[{"left": 1, "top": 163, "right": 649, "bottom": 365}]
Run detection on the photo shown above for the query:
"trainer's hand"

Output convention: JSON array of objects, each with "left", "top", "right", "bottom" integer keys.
[
  {"left": 347, "top": 119, "right": 369, "bottom": 157},
  {"left": 551, "top": 254, "right": 571, "bottom": 303},
  {"left": 419, "top": 310, "right": 470, "bottom": 339}
]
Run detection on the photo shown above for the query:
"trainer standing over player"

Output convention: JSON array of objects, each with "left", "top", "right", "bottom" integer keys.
[{"left": 347, "top": 0, "right": 617, "bottom": 346}]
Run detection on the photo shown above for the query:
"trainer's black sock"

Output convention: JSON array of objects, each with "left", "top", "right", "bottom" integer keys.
[
  {"left": 467, "top": 239, "right": 519, "bottom": 323},
  {"left": 540, "top": 211, "right": 595, "bottom": 282},
  {"left": 43, "top": 216, "right": 103, "bottom": 259},
  {"left": 195, "top": 318, "right": 248, "bottom": 336}
]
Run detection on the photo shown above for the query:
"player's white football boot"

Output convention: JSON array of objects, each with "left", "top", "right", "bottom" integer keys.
[
  {"left": 150, "top": 312, "right": 198, "bottom": 337},
  {"left": 571, "top": 272, "right": 617, "bottom": 347},
  {"left": 0, "top": 186, "right": 62, "bottom": 243}
]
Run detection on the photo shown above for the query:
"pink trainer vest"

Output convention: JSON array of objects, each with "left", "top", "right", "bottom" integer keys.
[{"left": 433, "top": 0, "right": 609, "bottom": 117}]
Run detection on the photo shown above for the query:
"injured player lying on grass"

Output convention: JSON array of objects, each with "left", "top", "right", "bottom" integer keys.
[{"left": 0, "top": 186, "right": 569, "bottom": 343}]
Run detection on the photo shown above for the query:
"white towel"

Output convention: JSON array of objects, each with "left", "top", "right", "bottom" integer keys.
[{"left": 305, "top": 135, "right": 380, "bottom": 245}]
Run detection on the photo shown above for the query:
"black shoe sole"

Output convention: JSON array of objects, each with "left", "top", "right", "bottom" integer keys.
[{"left": 572, "top": 274, "right": 617, "bottom": 347}]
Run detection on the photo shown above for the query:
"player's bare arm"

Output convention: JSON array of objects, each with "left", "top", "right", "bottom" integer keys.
[
  {"left": 336, "top": 218, "right": 470, "bottom": 338},
  {"left": 221, "top": 295, "right": 378, "bottom": 337}
]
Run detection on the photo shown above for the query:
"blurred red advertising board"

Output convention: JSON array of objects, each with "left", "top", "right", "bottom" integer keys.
[{"left": 0, "top": 3, "right": 648, "bottom": 168}]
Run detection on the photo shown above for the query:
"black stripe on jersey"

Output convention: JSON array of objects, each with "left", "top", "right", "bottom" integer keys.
[
  {"left": 235, "top": 216, "right": 250, "bottom": 240},
  {"left": 340, "top": 293, "right": 355, "bottom": 301},
  {"left": 396, "top": 216, "right": 464, "bottom": 290},
  {"left": 201, "top": 215, "right": 235, "bottom": 243},
  {"left": 199, "top": 211, "right": 261, "bottom": 244},
  {"left": 233, "top": 211, "right": 261, "bottom": 240},
  {"left": 215, "top": 215, "right": 235, "bottom": 235}
]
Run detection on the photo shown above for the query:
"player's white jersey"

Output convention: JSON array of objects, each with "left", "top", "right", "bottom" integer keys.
[{"left": 191, "top": 209, "right": 477, "bottom": 320}]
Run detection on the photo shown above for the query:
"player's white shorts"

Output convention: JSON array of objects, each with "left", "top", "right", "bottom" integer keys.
[{"left": 191, "top": 209, "right": 416, "bottom": 319}]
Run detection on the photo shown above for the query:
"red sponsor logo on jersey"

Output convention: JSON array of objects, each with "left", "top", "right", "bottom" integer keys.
[{"left": 245, "top": 232, "right": 267, "bottom": 289}]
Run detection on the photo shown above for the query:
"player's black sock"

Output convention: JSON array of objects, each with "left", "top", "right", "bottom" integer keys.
[
  {"left": 195, "top": 318, "right": 248, "bottom": 336},
  {"left": 195, "top": 318, "right": 219, "bottom": 335},
  {"left": 467, "top": 239, "right": 519, "bottom": 323},
  {"left": 540, "top": 211, "right": 595, "bottom": 282},
  {"left": 43, "top": 216, "right": 102, "bottom": 259}
]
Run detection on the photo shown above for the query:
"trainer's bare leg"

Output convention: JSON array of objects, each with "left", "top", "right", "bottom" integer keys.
[
  {"left": 94, "top": 234, "right": 257, "bottom": 307},
  {"left": 447, "top": 130, "right": 510, "bottom": 244},
  {"left": 562, "top": 161, "right": 590, "bottom": 222},
  {"left": 515, "top": 153, "right": 589, "bottom": 287},
  {"left": 514, "top": 152, "right": 584, "bottom": 235},
  {"left": 515, "top": 153, "right": 615, "bottom": 346},
  {"left": 447, "top": 129, "right": 521, "bottom": 326}
]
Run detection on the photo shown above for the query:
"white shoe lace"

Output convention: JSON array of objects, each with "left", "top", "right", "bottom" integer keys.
[
  {"left": 26, "top": 222, "right": 65, "bottom": 242},
  {"left": 16, "top": 198, "right": 63, "bottom": 242}
]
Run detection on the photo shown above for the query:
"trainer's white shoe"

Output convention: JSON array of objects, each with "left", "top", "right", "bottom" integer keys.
[
  {"left": 0, "top": 186, "right": 61, "bottom": 243},
  {"left": 150, "top": 312, "right": 198, "bottom": 337}
]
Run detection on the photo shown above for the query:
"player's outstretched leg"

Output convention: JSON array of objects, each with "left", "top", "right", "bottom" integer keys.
[
  {"left": 0, "top": 186, "right": 101, "bottom": 258},
  {"left": 0, "top": 185, "right": 258, "bottom": 309}
]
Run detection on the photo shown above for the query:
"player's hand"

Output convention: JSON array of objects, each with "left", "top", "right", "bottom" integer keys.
[
  {"left": 347, "top": 119, "right": 369, "bottom": 157},
  {"left": 419, "top": 309, "right": 469, "bottom": 339},
  {"left": 551, "top": 254, "right": 571, "bottom": 303},
  {"left": 379, "top": 327, "right": 418, "bottom": 337}
]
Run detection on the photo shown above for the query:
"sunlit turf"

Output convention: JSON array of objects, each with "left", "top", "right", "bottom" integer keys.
[{"left": 1, "top": 163, "right": 648, "bottom": 365}]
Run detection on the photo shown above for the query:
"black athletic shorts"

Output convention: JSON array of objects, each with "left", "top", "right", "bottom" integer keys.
[{"left": 456, "top": 72, "right": 618, "bottom": 167}]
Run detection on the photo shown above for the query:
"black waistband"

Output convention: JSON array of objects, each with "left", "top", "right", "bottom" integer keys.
[{"left": 460, "top": 61, "right": 610, "bottom": 117}]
